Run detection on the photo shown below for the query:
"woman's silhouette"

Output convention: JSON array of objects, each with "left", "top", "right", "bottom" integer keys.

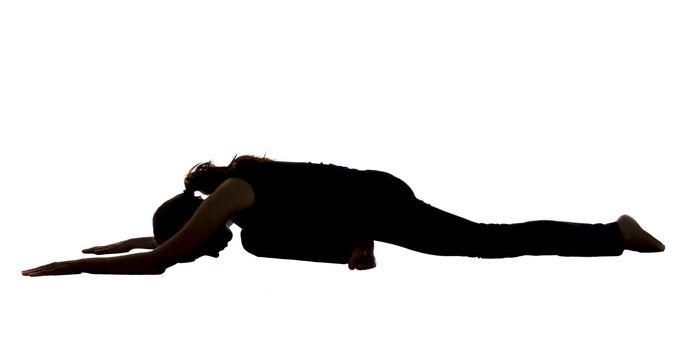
[{"left": 22, "top": 154, "right": 665, "bottom": 276}]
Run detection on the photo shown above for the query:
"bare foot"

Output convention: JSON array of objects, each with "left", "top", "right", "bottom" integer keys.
[
  {"left": 348, "top": 248, "right": 377, "bottom": 270},
  {"left": 617, "top": 214, "right": 665, "bottom": 252}
]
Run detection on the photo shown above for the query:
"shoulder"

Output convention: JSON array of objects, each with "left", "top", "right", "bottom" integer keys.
[{"left": 216, "top": 177, "right": 256, "bottom": 211}]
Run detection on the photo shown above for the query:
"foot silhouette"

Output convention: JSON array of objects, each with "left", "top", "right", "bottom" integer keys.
[{"left": 617, "top": 214, "right": 665, "bottom": 252}]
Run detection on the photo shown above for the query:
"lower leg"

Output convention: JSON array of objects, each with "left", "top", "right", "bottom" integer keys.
[
  {"left": 466, "top": 220, "right": 626, "bottom": 258},
  {"left": 378, "top": 199, "right": 628, "bottom": 258}
]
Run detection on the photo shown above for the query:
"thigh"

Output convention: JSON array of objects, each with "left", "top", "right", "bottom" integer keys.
[
  {"left": 240, "top": 224, "right": 356, "bottom": 264},
  {"left": 368, "top": 198, "right": 485, "bottom": 256}
]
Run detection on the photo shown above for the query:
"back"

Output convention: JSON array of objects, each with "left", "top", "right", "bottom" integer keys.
[
  {"left": 228, "top": 160, "right": 417, "bottom": 263},
  {"left": 229, "top": 161, "right": 369, "bottom": 229}
]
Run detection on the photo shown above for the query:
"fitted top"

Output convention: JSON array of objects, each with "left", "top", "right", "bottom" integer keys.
[
  {"left": 228, "top": 160, "right": 391, "bottom": 228},
  {"left": 225, "top": 160, "right": 417, "bottom": 263}
]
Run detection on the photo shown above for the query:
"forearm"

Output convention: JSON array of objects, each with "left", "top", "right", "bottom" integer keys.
[{"left": 76, "top": 252, "right": 167, "bottom": 275}]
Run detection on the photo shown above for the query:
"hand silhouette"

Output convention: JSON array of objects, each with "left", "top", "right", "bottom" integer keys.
[
  {"left": 82, "top": 241, "right": 132, "bottom": 255},
  {"left": 22, "top": 261, "right": 80, "bottom": 277}
]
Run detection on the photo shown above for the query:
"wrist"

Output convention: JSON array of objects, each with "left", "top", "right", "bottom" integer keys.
[
  {"left": 69, "top": 259, "right": 86, "bottom": 274},
  {"left": 122, "top": 238, "right": 136, "bottom": 250}
]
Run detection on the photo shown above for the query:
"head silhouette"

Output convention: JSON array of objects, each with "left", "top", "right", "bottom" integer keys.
[{"left": 152, "top": 191, "right": 232, "bottom": 263}]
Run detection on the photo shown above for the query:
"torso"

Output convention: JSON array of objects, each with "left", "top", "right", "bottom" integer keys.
[
  {"left": 228, "top": 159, "right": 418, "bottom": 263},
  {"left": 226, "top": 160, "right": 416, "bottom": 231}
]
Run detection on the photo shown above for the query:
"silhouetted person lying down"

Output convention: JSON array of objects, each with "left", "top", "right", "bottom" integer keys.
[{"left": 23, "top": 155, "right": 665, "bottom": 276}]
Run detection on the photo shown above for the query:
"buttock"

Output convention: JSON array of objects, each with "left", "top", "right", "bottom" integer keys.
[{"left": 356, "top": 170, "right": 418, "bottom": 228}]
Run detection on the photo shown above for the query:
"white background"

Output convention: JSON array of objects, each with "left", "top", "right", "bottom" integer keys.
[{"left": 2, "top": 1, "right": 689, "bottom": 349}]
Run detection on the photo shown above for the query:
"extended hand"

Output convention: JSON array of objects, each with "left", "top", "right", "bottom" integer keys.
[
  {"left": 22, "top": 261, "right": 81, "bottom": 277},
  {"left": 82, "top": 241, "right": 132, "bottom": 255}
]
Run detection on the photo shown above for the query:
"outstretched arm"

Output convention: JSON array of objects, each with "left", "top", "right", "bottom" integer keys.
[
  {"left": 82, "top": 237, "right": 159, "bottom": 255},
  {"left": 22, "top": 178, "right": 255, "bottom": 277}
]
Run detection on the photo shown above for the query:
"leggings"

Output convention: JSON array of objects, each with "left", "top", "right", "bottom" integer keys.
[
  {"left": 368, "top": 198, "right": 624, "bottom": 259},
  {"left": 362, "top": 171, "right": 624, "bottom": 259},
  {"left": 240, "top": 172, "right": 624, "bottom": 264}
]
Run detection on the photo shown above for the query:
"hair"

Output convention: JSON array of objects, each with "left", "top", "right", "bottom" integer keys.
[
  {"left": 151, "top": 154, "right": 272, "bottom": 263},
  {"left": 184, "top": 153, "right": 272, "bottom": 195}
]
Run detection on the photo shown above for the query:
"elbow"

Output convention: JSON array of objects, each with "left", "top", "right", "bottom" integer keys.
[
  {"left": 152, "top": 264, "right": 168, "bottom": 275},
  {"left": 150, "top": 260, "right": 173, "bottom": 274},
  {"left": 146, "top": 251, "right": 176, "bottom": 274}
]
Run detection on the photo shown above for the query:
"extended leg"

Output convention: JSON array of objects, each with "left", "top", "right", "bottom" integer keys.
[{"left": 372, "top": 199, "right": 626, "bottom": 258}]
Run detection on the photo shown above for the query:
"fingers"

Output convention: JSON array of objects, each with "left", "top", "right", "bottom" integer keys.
[
  {"left": 22, "top": 261, "right": 79, "bottom": 277},
  {"left": 82, "top": 246, "right": 111, "bottom": 254},
  {"left": 82, "top": 244, "right": 128, "bottom": 255},
  {"left": 22, "top": 262, "right": 55, "bottom": 275},
  {"left": 22, "top": 262, "right": 61, "bottom": 276}
]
